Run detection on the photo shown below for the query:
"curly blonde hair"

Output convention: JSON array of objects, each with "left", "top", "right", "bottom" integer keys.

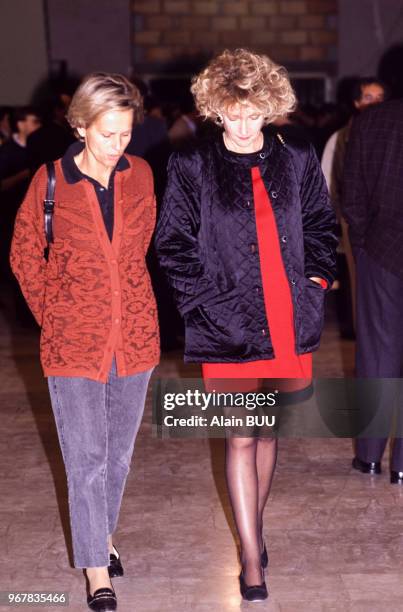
[
  {"left": 67, "top": 72, "right": 143, "bottom": 135},
  {"left": 191, "top": 48, "right": 296, "bottom": 124}
]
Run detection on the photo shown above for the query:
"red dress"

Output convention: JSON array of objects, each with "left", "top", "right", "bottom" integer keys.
[{"left": 202, "top": 166, "right": 320, "bottom": 392}]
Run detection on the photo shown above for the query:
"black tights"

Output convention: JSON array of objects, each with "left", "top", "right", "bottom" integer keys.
[{"left": 225, "top": 436, "right": 277, "bottom": 585}]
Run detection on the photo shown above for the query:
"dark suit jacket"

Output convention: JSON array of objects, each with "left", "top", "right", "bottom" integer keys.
[{"left": 342, "top": 99, "right": 403, "bottom": 280}]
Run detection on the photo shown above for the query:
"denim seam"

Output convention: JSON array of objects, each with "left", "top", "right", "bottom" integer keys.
[
  {"left": 103, "top": 371, "right": 110, "bottom": 545},
  {"left": 49, "top": 378, "right": 83, "bottom": 564},
  {"left": 50, "top": 378, "right": 67, "bottom": 460}
]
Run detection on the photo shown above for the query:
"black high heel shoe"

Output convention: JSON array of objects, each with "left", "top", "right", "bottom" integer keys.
[
  {"left": 87, "top": 588, "right": 117, "bottom": 611},
  {"left": 239, "top": 570, "right": 268, "bottom": 602},
  {"left": 108, "top": 546, "right": 124, "bottom": 578},
  {"left": 261, "top": 541, "right": 268, "bottom": 569}
]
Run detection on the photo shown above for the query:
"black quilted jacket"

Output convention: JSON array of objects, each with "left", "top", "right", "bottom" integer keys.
[{"left": 155, "top": 132, "right": 337, "bottom": 363}]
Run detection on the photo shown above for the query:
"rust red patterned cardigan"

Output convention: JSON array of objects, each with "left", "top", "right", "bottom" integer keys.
[{"left": 10, "top": 155, "right": 160, "bottom": 382}]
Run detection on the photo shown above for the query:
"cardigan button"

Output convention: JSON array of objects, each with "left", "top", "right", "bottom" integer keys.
[
  {"left": 261, "top": 329, "right": 267, "bottom": 336},
  {"left": 291, "top": 278, "right": 296, "bottom": 285},
  {"left": 250, "top": 243, "right": 256, "bottom": 253},
  {"left": 245, "top": 200, "right": 251, "bottom": 208},
  {"left": 271, "top": 191, "right": 278, "bottom": 199},
  {"left": 259, "top": 152, "right": 266, "bottom": 159},
  {"left": 281, "top": 235, "right": 287, "bottom": 243}
]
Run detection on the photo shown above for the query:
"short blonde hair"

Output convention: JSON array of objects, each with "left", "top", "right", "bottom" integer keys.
[
  {"left": 191, "top": 48, "right": 296, "bottom": 124},
  {"left": 67, "top": 72, "right": 143, "bottom": 134}
]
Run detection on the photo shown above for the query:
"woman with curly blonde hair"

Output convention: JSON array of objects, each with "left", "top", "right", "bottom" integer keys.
[{"left": 156, "top": 49, "right": 336, "bottom": 602}]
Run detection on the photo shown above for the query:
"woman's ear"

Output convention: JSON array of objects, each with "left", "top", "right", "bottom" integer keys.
[{"left": 76, "top": 127, "right": 86, "bottom": 140}]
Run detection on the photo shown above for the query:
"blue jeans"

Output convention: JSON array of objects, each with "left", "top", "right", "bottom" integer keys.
[{"left": 48, "top": 359, "right": 153, "bottom": 567}]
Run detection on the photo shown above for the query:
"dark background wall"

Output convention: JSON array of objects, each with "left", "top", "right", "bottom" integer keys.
[
  {"left": 0, "top": 0, "right": 131, "bottom": 104},
  {"left": 46, "top": 0, "right": 131, "bottom": 77},
  {"left": 2, "top": 0, "right": 403, "bottom": 104},
  {"left": 338, "top": 0, "right": 403, "bottom": 78},
  {"left": 0, "top": 0, "right": 48, "bottom": 105},
  {"left": 132, "top": 0, "right": 338, "bottom": 76}
]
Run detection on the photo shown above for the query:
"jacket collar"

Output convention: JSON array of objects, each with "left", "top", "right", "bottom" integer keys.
[
  {"left": 215, "top": 129, "right": 275, "bottom": 167},
  {"left": 61, "top": 140, "right": 130, "bottom": 184}
]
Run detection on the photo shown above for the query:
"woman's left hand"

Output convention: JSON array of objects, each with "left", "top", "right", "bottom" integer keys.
[{"left": 309, "top": 276, "right": 327, "bottom": 289}]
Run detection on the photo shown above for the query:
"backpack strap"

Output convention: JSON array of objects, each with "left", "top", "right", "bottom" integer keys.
[{"left": 44, "top": 161, "right": 56, "bottom": 245}]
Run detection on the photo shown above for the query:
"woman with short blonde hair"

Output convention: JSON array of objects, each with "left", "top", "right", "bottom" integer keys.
[
  {"left": 156, "top": 49, "right": 336, "bottom": 602},
  {"left": 67, "top": 72, "right": 143, "bottom": 134},
  {"left": 11, "top": 72, "right": 159, "bottom": 611}
]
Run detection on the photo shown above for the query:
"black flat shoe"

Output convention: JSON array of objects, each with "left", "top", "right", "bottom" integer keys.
[
  {"left": 352, "top": 457, "right": 381, "bottom": 475},
  {"left": 108, "top": 546, "right": 124, "bottom": 578},
  {"left": 391, "top": 471, "right": 403, "bottom": 484},
  {"left": 87, "top": 588, "right": 117, "bottom": 611},
  {"left": 239, "top": 571, "right": 268, "bottom": 602},
  {"left": 261, "top": 542, "right": 268, "bottom": 569}
]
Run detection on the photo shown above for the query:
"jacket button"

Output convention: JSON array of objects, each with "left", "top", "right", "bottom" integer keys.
[
  {"left": 250, "top": 243, "right": 256, "bottom": 253},
  {"left": 271, "top": 191, "right": 278, "bottom": 199},
  {"left": 246, "top": 200, "right": 251, "bottom": 208},
  {"left": 281, "top": 235, "right": 287, "bottom": 243},
  {"left": 259, "top": 152, "right": 266, "bottom": 159},
  {"left": 261, "top": 329, "right": 267, "bottom": 336},
  {"left": 255, "top": 286, "right": 261, "bottom": 294},
  {"left": 291, "top": 278, "right": 296, "bottom": 285}
]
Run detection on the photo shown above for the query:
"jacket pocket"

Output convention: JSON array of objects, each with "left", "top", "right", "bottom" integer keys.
[
  {"left": 299, "top": 277, "right": 325, "bottom": 349},
  {"left": 184, "top": 290, "right": 243, "bottom": 359}
]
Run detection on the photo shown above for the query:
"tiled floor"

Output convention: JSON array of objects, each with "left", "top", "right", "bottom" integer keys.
[{"left": 1, "top": 290, "right": 403, "bottom": 611}]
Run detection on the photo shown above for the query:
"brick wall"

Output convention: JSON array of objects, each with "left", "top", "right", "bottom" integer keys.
[{"left": 132, "top": 0, "right": 338, "bottom": 75}]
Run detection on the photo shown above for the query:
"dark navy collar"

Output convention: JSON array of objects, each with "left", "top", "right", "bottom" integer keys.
[
  {"left": 61, "top": 140, "right": 129, "bottom": 184},
  {"left": 216, "top": 130, "right": 275, "bottom": 166}
]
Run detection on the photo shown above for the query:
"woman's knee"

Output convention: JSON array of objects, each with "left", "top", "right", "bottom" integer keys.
[{"left": 226, "top": 436, "right": 257, "bottom": 451}]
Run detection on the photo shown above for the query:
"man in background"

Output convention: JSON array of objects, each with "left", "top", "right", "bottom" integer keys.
[
  {"left": 0, "top": 106, "right": 41, "bottom": 323},
  {"left": 342, "top": 98, "right": 403, "bottom": 484},
  {"left": 322, "top": 77, "right": 386, "bottom": 338}
]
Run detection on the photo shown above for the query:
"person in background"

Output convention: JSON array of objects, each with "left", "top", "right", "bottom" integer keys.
[
  {"left": 126, "top": 81, "right": 183, "bottom": 352},
  {"left": 0, "top": 107, "right": 41, "bottom": 301},
  {"left": 10, "top": 73, "right": 160, "bottom": 611},
  {"left": 0, "top": 106, "right": 41, "bottom": 193},
  {"left": 126, "top": 79, "right": 168, "bottom": 162},
  {"left": 156, "top": 49, "right": 337, "bottom": 602},
  {"left": 321, "top": 77, "right": 386, "bottom": 338},
  {"left": 168, "top": 91, "right": 201, "bottom": 151},
  {"left": 27, "top": 93, "right": 75, "bottom": 172},
  {"left": 0, "top": 106, "right": 12, "bottom": 145},
  {"left": 342, "top": 98, "right": 403, "bottom": 484}
]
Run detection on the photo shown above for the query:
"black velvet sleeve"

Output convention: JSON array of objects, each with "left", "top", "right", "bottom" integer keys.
[
  {"left": 300, "top": 143, "right": 338, "bottom": 288},
  {"left": 155, "top": 151, "right": 221, "bottom": 316}
]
